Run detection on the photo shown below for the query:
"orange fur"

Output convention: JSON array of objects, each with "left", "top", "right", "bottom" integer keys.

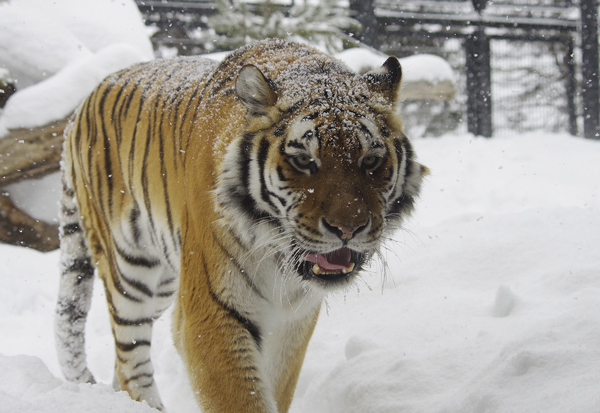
[{"left": 58, "top": 39, "right": 425, "bottom": 413}]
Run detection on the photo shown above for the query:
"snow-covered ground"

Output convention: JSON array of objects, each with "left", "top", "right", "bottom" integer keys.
[{"left": 1, "top": 130, "right": 599, "bottom": 413}]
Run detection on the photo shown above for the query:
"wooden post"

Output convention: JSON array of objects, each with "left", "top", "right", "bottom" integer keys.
[{"left": 580, "top": 0, "right": 600, "bottom": 139}]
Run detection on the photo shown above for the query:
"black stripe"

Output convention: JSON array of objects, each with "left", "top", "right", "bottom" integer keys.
[
  {"left": 61, "top": 205, "right": 77, "bottom": 216},
  {"left": 273, "top": 125, "right": 286, "bottom": 136},
  {"left": 122, "top": 73, "right": 144, "bottom": 118},
  {"left": 62, "top": 178, "right": 75, "bottom": 198},
  {"left": 62, "top": 257, "right": 95, "bottom": 283},
  {"left": 115, "top": 339, "right": 151, "bottom": 352},
  {"left": 111, "top": 277, "right": 143, "bottom": 303},
  {"left": 126, "top": 67, "right": 164, "bottom": 189},
  {"left": 129, "top": 204, "right": 142, "bottom": 246},
  {"left": 394, "top": 138, "right": 404, "bottom": 166},
  {"left": 158, "top": 277, "right": 176, "bottom": 287},
  {"left": 109, "top": 262, "right": 143, "bottom": 303},
  {"left": 114, "top": 241, "right": 160, "bottom": 268},
  {"left": 302, "top": 110, "right": 321, "bottom": 121},
  {"left": 111, "top": 312, "right": 153, "bottom": 326},
  {"left": 380, "top": 125, "right": 390, "bottom": 138},
  {"left": 109, "top": 65, "right": 146, "bottom": 126},
  {"left": 213, "top": 235, "right": 265, "bottom": 301},
  {"left": 203, "top": 256, "right": 262, "bottom": 349},
  {"left": 119, "top": 270, "right": 154, "bottom": 298},
  {"left": 62, "top": 223, "right": 82, "bottom": 236},
  {"left": 133, "top": 358, "right": 151, "bottom": 369},
  {"left": 140, "top": 111, "right": 156, "bottom": 237},
  {"left": 98, "top": 87, "right": 114, "bottom": 211},
  {"left": 387, "top": 194, "right": 415, "bottom": 218},
  {"left": 233, "top": 133, "right": 272, "bottom": 222},
  {"left": 56, "top": 297, "right": 90, "bottom": 323},
  {"left": 125, "top": 373, "right": 154, "bottom": 384},
  {"left": 85, "top": 91, "right": 97, "bottom": 176},
  {"left": 283, "top": 99, "right": 304, "bottom": 115},
  {"left": 160, "top": 234, "right": 178, "bottom": 273},
  {"left": 158, "top": 123, "right": 176, "bottom": 250},
  {"left": 182, "top": 71, "right": 210, "bottom": 150},
  {"left": 209, "top": 288, "right": 262, "bottom": 349},
  {"left": 276, "top": 165, "right": 289, "bottom": 182},
  {"left": 286, "top": 141, "right": 305, "bottom": 149},
  {"left": 257, "top": 138, "right": 279, "bottom": 212},
  {"left": 358, "top": 122, "right": 372, "bottom": 139}
]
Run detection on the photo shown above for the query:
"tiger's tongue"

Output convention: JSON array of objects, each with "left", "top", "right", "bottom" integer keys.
[{"left": 305, "top": 247, "right": 352, "bottom": 271}]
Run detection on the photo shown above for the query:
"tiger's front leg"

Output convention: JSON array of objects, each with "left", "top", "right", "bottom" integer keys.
[
  {"left": 173, "top": 293, "right": 277, "bottom": 412},
  {"left": 173, "top": 245, "right": 318, "bottom": 413}
]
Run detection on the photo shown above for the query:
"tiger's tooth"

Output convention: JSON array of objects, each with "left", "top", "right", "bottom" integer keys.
[
  {"left": 342, "top": 263, "right": 355, "bottom": 274},
  {"left": 312, "top": 264, "right": 321, "bottom": 274}
]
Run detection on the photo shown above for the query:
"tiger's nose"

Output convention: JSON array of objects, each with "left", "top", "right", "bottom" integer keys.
[{"left": 322, "top": 218, "right": 368, "bottom": 241}]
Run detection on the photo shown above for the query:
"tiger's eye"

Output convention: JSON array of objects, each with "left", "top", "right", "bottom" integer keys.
[
  {"left": 362, "top": 155, "right": 378, "bottom": 168},
  {"left": 295, "top": 154, "right": 313, "bottom": 167}
]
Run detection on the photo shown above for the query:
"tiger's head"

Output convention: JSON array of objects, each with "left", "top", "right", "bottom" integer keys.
[{"left": 216, "top": 51, "right": 427, "bottom": 291}]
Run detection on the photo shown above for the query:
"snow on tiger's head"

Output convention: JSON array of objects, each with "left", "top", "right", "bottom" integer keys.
[{"left": 216, "top": 39, "right": 427, "bottom": 290}]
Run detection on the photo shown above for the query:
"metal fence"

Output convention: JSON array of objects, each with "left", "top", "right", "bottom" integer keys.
[
  {"left": 349, "top": 0, "right": 599, "bottom": 139},
  {"left": 135, "top": 0, "right": 600, "bottom": 139}
]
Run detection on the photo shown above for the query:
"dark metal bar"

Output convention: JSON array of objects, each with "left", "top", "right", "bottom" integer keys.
[
  {"left": 383, "top": 29, "right": 574, "bottom": 43},
  {"left": 349, "top": 0, "right": 380, "bottom": 49},
  {"left": 465, "top": 27, "right": 492, "bottom": 137},
  {"left": 565, "top": 37, "right": 578, "bottom": 136},
  {"left": 580, "top": 0, "right": 600, "bottom": 139},
  {"left": 135, "top": 0, "right": 216, "bottom": 13},
  {"left": 377, "top": 12, "right": 579, "bottom": 32}
]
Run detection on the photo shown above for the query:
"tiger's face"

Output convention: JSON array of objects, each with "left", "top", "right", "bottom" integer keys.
[
  {"left": 217, "top": 56, "right": 425, "bottom": 290},
  {"left": 273, "top": 109, "right": 400, "bottom": 285}
]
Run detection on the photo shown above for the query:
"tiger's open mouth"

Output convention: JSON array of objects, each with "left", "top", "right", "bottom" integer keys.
[{"left": 301, "top": 247, "right": 365, "bottom": 282}]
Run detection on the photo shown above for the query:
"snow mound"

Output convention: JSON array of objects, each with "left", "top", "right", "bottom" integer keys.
[
  {"left": 0, "top": 354, "right": 157, "bottom": 413},
  {"left": 0, "top": 0, "right": 153, "bottom": 88},
  {"left": 2, "top": 44, "right": 150, "bottom": 130},
  {"left": 0, "top": 0, "right": 153, "bottom": 132},
  {"left": 295, "top": 207, "right": 600, "bottom": 413},
  {"left": 335, "top": 47, "right": 454, "bottom": 84}
]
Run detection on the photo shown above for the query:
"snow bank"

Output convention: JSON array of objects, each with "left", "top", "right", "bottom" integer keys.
[
  {"left": 0, "top": 354, "right": 157, "bottom": 413},
  {"left": 0, "top": 0, "right": 153, "bottom": 132},
  {"left": 335, "top": 47, "right": 455, "bottom": 100},
  {"left": 2, "top": 43, "right": 151, "bottom": 130},
  {"left": 0, "top": 0, "right": 153, "bottom": 88},
  {"left": 295, "top": 207, "right": 600, "bottom": 413},
  {"left": 335, "top": 47, "right": 454, "bottom": 84},
  {"left": 1, "top": 131, "right": 599, "bottom": 412}
]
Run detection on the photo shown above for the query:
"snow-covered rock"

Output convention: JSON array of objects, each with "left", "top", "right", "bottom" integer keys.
[{"left": 335, "top": 47, "right": 456, "bottom": 100}]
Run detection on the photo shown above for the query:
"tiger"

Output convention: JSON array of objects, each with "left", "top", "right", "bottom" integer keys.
[{"left": 54, "top": 39, "right": 427, "bottom": 413}]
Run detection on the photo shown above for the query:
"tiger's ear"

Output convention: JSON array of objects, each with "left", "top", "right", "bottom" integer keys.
[
  {"left": 235, "top": 65, "right": 277, "bottom": 116},
  {"left": 363, "top": 56, "right": 402, "bottom": 104}
]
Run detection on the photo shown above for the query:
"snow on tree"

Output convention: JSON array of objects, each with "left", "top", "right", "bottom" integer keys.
[{"left": 195, "top": 0, "right": 361, "bottom": 53}]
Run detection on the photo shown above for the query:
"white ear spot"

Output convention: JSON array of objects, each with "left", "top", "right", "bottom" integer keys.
[{"left": 235, "top": 65, "right": 277, "bottom": 115}]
